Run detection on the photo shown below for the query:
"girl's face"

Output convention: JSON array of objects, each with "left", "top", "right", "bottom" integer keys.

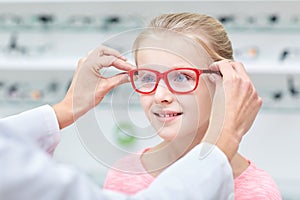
[{"left": 136, "top": 48, "right": 214, "bottom": 142}]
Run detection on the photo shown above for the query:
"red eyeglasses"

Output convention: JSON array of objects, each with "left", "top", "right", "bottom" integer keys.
[{"left": 128, "top": 67, "right": 221, "bottom": 94}]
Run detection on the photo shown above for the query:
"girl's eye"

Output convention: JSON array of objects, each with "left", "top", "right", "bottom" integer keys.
[
  {"left": 140, "top": 73, "right": 156, "bottom": 83},
  {"left": 174, "top": 73, "right": 193, "bottom": 82}
]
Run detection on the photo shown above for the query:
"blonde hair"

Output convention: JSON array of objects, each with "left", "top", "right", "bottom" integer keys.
[{"left": 133, "top": 12, "right": 233, "bottom": 62}]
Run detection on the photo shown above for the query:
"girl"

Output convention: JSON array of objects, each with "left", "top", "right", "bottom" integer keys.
[{"left": 104, "top": 13, "right": 281, "bottom": 199}]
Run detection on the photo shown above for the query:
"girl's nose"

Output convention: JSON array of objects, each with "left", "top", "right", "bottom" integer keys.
[{"left": 154, "top": 81, "right": 174, "bottom": 104}]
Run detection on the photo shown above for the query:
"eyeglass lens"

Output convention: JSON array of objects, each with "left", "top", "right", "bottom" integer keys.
[{"left": 132, "top": 69, "right": 197, "bottom": 93}]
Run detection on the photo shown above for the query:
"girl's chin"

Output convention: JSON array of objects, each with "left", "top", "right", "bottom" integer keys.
[
  {"left": 156, "top": 131, "right": 178, "bottom": 141},
  {"left": 157, "top": 129, "right": 204, "bottom": 142}
]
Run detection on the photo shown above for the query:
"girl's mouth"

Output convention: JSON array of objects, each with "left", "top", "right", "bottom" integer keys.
[
  {"left": 153, "top": 111, "right": 183, "bottom": 122},
  {"left": 154, "top": 112, "right": 183, "bottom": 118}
]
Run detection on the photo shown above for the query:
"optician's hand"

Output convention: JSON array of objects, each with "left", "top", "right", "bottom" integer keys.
[
  {"left": 53, "top": 45, "right": 134, "bottom": 129},
  {"left": 203, "top": 60, "right": 262, "bottom": 161}
]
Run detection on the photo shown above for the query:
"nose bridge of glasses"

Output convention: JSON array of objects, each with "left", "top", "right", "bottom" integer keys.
[
  {"left": 156, "top": 71, "right": 169, "bottom": 87},
  {"left": 153, "top": 71, "right": 176, "bottom": 95}
]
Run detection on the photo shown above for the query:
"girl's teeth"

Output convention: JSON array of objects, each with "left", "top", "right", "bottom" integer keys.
[{"left": 159, "top": 113, "right": 179, "bottom": 117}]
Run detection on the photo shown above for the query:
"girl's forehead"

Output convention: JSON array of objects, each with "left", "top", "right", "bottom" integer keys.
[
  {"left": 135, "top": 35, "right": 213, "bottom": 67},
  {"left": 138, "top": 64, "right": 195, "bottom": 72},
  {"left": 136, "top": 49, "right": 209, "bottom": 69}
]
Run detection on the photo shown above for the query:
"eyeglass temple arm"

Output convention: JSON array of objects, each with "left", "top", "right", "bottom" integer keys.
[{"left": 202, "top": 69, "right": 223, "bottom": 77}]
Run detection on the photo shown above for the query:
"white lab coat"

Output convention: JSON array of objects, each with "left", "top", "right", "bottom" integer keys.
[{"left": 0, "top": 105, "right": 234, "bottom": 200}]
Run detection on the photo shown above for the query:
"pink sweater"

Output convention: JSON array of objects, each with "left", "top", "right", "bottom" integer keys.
[{"left": 103, "top": 149, "right": 282, "bottom": 199}]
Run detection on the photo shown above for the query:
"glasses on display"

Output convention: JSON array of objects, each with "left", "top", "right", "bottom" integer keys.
[{"left": 128, "top": 67, "right": 221, "bottom": 94}]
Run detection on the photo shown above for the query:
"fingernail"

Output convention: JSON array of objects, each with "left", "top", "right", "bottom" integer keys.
[{"left": 209, "top": 62, "right": 219, "bottom": 70}]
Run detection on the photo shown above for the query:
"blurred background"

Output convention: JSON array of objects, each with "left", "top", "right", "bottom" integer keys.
[{"left": 0, "top": 0, "right": 300, "bottom": 199}]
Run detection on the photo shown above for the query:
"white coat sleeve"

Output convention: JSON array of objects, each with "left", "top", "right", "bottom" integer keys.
[
  {"left": 0, "top": 105, "right": 234, "bottom": 200},
  {"left": 134, "top": 143, "right": 234, "bottom": 200},
  {"left": 0, "top": 105, "right": 61, "bottom": 155}
]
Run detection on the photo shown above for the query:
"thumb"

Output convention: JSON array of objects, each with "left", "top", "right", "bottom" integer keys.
[
  {"left": 210, "top": 75, "right": 225, "bottom": 122},
  {"left": 213, "top": 76, "right": 225, "bottom": 103},
  {"left": 208, "top": 73, "right": 222, "bottom": 84},
  {"left": 208, "top": 72, "right": 223, "bottom": 101},
  {"left": 208, "top": 61, "right": 222, "bottom": 84}
]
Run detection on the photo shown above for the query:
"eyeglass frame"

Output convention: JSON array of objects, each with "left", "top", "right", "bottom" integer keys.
[{"left": 127, "top": 67, "right": 221, "bottom": 95}]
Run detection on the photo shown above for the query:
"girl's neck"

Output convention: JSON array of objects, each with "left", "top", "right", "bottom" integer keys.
[{"left": 141, "top": 129, "right": 204, "bottom": 177}]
